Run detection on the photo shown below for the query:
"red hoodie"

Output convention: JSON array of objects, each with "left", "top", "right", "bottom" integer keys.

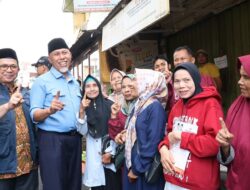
[{"left": 159, "top": 87, "right": 223, "bottom": 190}]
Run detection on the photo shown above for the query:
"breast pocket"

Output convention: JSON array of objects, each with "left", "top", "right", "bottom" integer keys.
[
  {"left": 51, "top": 90, "right": 66, "bottom": 99},
  {"left": 45, "top": 89, "right": 66, "bottom": 107}
]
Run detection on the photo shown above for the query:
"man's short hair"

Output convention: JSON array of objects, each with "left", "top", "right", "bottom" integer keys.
[
  {"left": 174, "top": 46, "right": 194, "bottom": 57},
  {"left": 153, "top": 55, "right": 169, "bottom": 65}
]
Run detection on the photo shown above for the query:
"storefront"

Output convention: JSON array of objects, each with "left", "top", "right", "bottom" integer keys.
[{"left": 70, "top": 0, "right": 250, "bottom": 108}]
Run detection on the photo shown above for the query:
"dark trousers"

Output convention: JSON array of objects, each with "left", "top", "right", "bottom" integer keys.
[
  {"left": 38, "top": 129, "right": 82, "bottom": 190},
  {"left": 0, "top": 169, "right": 38, "bottom": 190},
  {"left": 92, "top": 167, "right": 122, "bottom": 190}
]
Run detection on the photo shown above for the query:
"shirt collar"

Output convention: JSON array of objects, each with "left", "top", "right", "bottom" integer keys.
[{"left": 50, "top": 66, "right": 73, "bottom": 81}]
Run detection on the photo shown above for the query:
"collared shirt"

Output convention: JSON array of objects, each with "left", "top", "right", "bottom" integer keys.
[
  {"left": 30, "top": 67, "right": 81, "bottom": 132},
  {"left": 0, "top": 86, "right": 33, "bottom": 179}
]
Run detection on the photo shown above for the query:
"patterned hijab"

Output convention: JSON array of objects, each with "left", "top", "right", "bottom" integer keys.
[{"left": 125, "top": 69, "right": 167, "bottom": 169}]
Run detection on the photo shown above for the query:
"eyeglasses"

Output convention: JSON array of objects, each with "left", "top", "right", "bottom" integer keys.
[{"left": 0, "top": 64, "right": 19, "bottom": 71}]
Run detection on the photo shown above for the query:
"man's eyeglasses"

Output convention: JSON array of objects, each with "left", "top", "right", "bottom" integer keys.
[{"left": 0, "top": 64, "right": 19, "bottom": 71}]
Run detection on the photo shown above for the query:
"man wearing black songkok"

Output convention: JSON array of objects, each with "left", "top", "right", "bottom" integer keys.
[
  {"left": 30, "top": 38, "right": 82, "bottom": 190},
  {"left": 0, "top": 48, "right": 38, "bottom": 190}
]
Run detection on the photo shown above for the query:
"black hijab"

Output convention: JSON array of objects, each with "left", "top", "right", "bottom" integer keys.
[
  {"left": 82, "top": 75, "right": 113, "bottom": 138},
  {"left": 173, "top": 62, "right": 203, "bottom": 102}
]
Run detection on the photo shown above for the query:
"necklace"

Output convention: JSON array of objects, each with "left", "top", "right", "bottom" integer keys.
[{"left": 94, "top": 101, "right": 96, "bottom": 110}]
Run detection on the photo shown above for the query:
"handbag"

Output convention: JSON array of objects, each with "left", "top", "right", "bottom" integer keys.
[
  {"left": 144, "top": 152, "right": 163, "bottom": 184},
  {"left": 102, "top": 135, "right": 125, "bottom": 170},
  {"left": 101, "top": 134, "right": 111, "bottom": 154},
  {"left": 134, "top": 140, "right": 163, "bottom": 184},
  {"left": 113, "top": 144, "right": 125, "bottom": 170}
]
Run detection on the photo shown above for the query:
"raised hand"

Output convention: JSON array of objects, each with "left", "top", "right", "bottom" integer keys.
[
  {"left": 114, "top": 129, "right": 126, "bottom": 145},
  {"left": 49, "top": 91, "right": 64, "bottom": 114},
  {"left": 8, "top": 84, "right": 24, "bottom": 110},
  {"left": 111, "top": 95, "right": 121, "bottom": 119},
  {"left": 81, "top": 93, "right": 91, "bottom": 110},
  {"left": 216, "top": 117, "right": 234, "bottom": 148},
  {"left": 165, "top": 70, "right": 172, "bottom": 84}
]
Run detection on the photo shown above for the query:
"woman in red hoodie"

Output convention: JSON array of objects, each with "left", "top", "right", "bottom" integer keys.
[{"left": 159, "top": 62, "right": 223, "bottom": 190}]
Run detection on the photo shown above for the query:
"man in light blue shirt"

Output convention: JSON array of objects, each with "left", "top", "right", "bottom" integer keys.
[{"left": 30, "top": 38, "right": 82, "bottom": 190}]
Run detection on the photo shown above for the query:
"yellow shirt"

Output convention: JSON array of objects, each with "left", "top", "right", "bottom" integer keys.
[{"left": 199, "top": 63, "right": 220, "bottom": 78}]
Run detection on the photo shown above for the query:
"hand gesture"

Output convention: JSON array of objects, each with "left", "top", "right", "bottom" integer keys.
[
  {"left": 159, "top": 145, "right": 175, "bottom": 174},
  {"left": 216, "top": 118, "right": 234, "bottom": 148},
  {"left": 115, "top": 130, "right": 126, "bottom": 145},
  {"left": 8, "top": 84, "right": 24, "bottom": 110},
  {"left": 111, "top": 95, "right": 121, "bottom": 119},
  {"left": 81, "top": 93, "right": 91, "bottom": 110},
  {"left": 165, "top": 70, "right": 172, "bottom": 84},
  {"left": 49, "top": 91, "right": 64, "bottom": 114}
]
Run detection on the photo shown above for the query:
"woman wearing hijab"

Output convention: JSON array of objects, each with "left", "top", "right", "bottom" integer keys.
[
  {"left": 123, "top": 69, "right": 167, "bottom": 190},
  {"left": 108, "top": 74, "right": 138, "bottom": 142},
  {"left": 159, "top": 63, "right": 223, "bottom": 190},
  {"left": 76, "top": 75, "right": 122, "bottom": 190},
  {"left": 216, "top": 54, "right": 250, "bottom": 190},
  {"left": 108, "top": 69, "right": 125, "bottom": 105}
]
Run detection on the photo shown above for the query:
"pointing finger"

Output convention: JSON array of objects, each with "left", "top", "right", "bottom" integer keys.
[
  {"left": 55, "top": 91, "right": 60, "bottom": 100},
  {"left": 83, "top": 93, "right": 87, "bottom": 100},
  {"left": 16, "top": 84, "right": 22, "bottom": 93},
  {"left": 219, "top": 117, "right": 227, "bottom": 131}
]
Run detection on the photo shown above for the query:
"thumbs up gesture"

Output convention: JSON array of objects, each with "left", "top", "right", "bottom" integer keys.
[
  {"left": 49, "top": 91, "right": 65, "bottom": 114},
  {"left": 8, "top": 84, "right": 24, "bottom": 110}
]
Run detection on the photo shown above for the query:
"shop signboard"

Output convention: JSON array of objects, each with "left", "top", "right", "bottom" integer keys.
[
  {"left": 214, "top": 55, "right": 228, "bottom": 69},
  {"left": 73, "top": 0, "right": 120, "bottom": 12},
  {"left": 102, "top": 0, "right": 170, "bottom": 51},
  {"left": 114, "top": 40, "right": 158, "bottom": 71}
]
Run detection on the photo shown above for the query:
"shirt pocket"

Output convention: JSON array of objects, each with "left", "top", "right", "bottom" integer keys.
[
  {"left": 51, "top": 90, "right": 66, "bottom": 98},
  {"left": 45, "top": 89, "right": 66, "bottom": 107}
]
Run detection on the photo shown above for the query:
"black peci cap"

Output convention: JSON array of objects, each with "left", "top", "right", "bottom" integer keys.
[
  {"left": 48, "top": 38, "right": 69, "bottom": 54},
  {"left": 0, "top": 48, "right": 18, "bottom": 63}
]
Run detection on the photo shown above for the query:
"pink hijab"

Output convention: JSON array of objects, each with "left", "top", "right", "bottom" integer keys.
[{"left": 225, "top": 54, "right": 250, "bottom": 190}]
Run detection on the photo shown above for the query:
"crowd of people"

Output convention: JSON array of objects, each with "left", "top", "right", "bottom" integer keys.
[{"left": 0, "top": 37, "right": 249, "bottom": 190}]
